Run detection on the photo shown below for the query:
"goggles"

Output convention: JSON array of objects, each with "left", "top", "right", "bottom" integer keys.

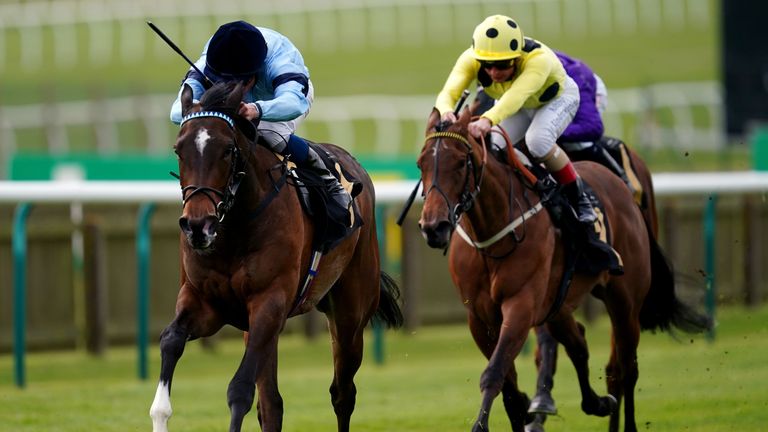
[{"left": 479, "top": 59, "right": 515, "bottom": 70}]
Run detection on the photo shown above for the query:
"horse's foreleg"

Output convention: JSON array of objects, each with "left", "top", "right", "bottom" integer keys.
[
  {"left": 150, "top": 319, "right": 190, "bottom": 432},
  {"left": 528, "top": 325, "right": 559, "bottom": 415},
  {"left": 228, "top": 294, "right": 286, "bottom": 432},
  {"left": 472, "top": 297, "right": 533, "bottom": 432}
]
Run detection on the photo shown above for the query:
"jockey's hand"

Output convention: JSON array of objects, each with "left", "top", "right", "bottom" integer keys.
[
  {"left": 238, "top": 102, "right": 260, "bottom": 121},
  {"left": 441, "top": 112, "right": 458, "bottom": 124},
  {"left": 468, "top": 117, "right": 492, "bottom": 139}
]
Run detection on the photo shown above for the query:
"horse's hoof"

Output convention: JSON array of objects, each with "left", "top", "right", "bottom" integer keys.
[
  {"left": 582, "top": 394, "right": 618, "bottom": 417},
  {"left": 595, "top": 394, "right": 618, "bottom": 417},
  {"left": 525, "top": 421, "right": 546, "bottom": 432},
  {"left": 528, "top": 394, "right": 557, "bottom": 415}
]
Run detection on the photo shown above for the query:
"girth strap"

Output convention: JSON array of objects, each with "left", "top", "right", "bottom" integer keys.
[{"left": 288, "top": 250, "right": 323, "bottom": 317}]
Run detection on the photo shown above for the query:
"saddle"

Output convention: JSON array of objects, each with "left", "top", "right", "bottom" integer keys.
[
  {"left": 559, "top": 136, "right": 645, "bottom": 208},
  {"left": 502, "top": 145, "right": 624, "bottom": 277},
  {"left": 273, "top": 141, "right": 364, "bottom": 254},
  {"left": 530, "top": 163, "right": 624, "bottom": 276}
]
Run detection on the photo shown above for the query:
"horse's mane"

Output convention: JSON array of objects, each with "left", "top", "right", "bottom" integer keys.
[
  {"left": 195, "top": 81, "right": 258, "bottom": 143},
  {"left": 199, "top": 81, "right": 239, "bottom": 111}
]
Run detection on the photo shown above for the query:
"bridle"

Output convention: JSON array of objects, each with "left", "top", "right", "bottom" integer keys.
[
  {"left": 425, "top": 126, "right": 546, "bottom": 258},
  {"left": 423, "top": 130, "right": 487, "bottom": 228},
  {"left": 175, "top": 110, "right": 246, "bottom": 223}
]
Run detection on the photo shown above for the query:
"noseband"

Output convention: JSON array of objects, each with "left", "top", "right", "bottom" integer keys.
[
  {"left": 176, "top": 111, "right": 246, "bottom": 222},
  {"left": 423, "top": 130, "right": 486, "bottom": 228}
]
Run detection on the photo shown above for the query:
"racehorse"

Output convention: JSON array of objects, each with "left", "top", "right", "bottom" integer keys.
[
  {"left": 417, "top": 107, "right": 710, "bottom": 432},
  {"left": 149, "top": 81, "right": 403, "bottom": 432}
]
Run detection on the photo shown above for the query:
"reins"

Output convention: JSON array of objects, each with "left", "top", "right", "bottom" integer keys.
[
  {"left": 424, "top": 119, "right": 544, "bottom": 257},
  {"left": 495, "top": 125, "right": 538, "bottom": 186},
  {"left": 452, "top": 126, "right": 544, "bottom": 254}
]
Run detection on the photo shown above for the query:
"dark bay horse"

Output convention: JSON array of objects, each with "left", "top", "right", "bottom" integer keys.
[
  {"left": 149, "top": 81, "right": 403, "bottom": 432},
  {"left": 417, "top": 108, "right": 709, "bottom": 432}
]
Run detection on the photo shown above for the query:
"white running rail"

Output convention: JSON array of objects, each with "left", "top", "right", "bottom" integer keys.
[{"left": 2, "top": 171, "right": 768, "bottom": 205}]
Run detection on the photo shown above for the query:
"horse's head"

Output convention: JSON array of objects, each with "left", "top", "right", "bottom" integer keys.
[
  {"left": 417, "top": 107, "right": 484, "bottom": 249},
  {"left": 174, "top": 81, "right": 254, "bottom": 250}
]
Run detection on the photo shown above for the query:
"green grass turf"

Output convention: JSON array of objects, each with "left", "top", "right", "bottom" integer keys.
[{"left": 1, "top": 304, "right": 766, "bottom": 431}]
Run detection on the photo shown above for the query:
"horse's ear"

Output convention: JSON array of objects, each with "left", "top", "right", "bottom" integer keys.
[
  {"left": 427, "top": 107, "right": 441, "bottom": 132},
  {"left": 468, "top": 98, "right": 483, "bottom": 116},
  {"left": 226, "top": 81, "right": 246, "bottom": 110},
  {"left": 457, "top": 106, "right": 472, "bottom": 125},
  {"left": 181, "top": 84, "right": 194, "bottom": 117}
]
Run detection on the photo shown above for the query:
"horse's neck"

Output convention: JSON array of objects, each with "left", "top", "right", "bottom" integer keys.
[
  {"left": 229, "top": 145, "right": 282, "bottom": 222},
  {"left": 464, "top": 158, "right": 528, "bottom": 238}
]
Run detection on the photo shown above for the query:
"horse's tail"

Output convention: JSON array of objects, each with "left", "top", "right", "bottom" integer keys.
[
  {"left": 639, "top": 226, "right": 713, "bottom": 334},
  {"left": 373, "top": 272, "right": 404, "bottom": 329}
]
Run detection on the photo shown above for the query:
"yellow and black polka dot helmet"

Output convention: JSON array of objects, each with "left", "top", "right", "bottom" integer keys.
[{"left": 472, "top": 15, "right": 524, "bottom": 61}]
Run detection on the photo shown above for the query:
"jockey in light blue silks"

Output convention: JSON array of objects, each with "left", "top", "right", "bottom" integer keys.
[{"left": 170, "top": 20, "right": 350, "bottom": 210}]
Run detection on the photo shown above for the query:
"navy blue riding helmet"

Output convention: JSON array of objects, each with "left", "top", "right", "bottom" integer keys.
[{"left": 205, "top": 21, "right": 268, "bottom": 82}]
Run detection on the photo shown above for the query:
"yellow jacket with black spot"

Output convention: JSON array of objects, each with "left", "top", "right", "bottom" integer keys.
[{"left": 435, "top": 38, "right": 567, "bottom": 126}]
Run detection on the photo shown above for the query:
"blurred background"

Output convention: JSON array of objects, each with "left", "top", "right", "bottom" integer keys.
[{"left": 0, "top": 0, "right": 766, "bottom": 381}]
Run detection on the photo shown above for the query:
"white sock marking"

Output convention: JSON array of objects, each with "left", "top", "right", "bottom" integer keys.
[{"left": 149, "top": 381, "right": 172, "bottom": 432}]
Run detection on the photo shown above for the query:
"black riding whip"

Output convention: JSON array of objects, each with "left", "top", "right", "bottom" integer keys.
[
  {"left": 146, "top": 21, "right": 214, "bottom": 89},
  {"left": 395, "top": 178, "right": 422, "bottom": 226},
  {"left": 396, "top": 89, "right": 471, "bottom": 226}
]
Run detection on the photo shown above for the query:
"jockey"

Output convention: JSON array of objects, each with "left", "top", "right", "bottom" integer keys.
[
  {"left": 170, "top": 20, "right": 350, "bottom": 211},
  {"left": 436, "top": 14, "right": 596, "bottom": 225}
]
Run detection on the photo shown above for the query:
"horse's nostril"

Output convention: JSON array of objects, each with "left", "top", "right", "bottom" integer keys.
[
  {"left": 179, "top": 215, "right": 218, "bottom": 244},
  {"left": 420, "top": 220, "right": 453, "bottom": 249},
  {"left": 179, "top": 217, "right": 191, "bottom": 234},
  {"left": 202, "top": 216, "right": 219, "bottom": 237},
  {"left": 436, "top": 221, "right": 453, "bottom": 235}
]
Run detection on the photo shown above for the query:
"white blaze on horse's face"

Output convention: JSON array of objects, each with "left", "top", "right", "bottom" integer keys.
[
  {"left": 431, "top": 140, "right": 443, "bottom": 157},
  {"left": 149, "top": 381, "right": 172, "bottom": 432},
  {"left": 194, "top": 127, "right": 211, "bottom": 156}
]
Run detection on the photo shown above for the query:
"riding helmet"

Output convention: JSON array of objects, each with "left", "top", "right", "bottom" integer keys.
[
  {"left": 472, "top": 15, "right": 524, "bottom": 61},
  {"left": 205, "top": 21, "right": 267, "bottom": 81}
]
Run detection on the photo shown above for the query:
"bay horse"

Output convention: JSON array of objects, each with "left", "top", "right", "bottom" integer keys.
[
  {"left": 417, "top": 107, "right": 709, "bottom": 432},
  {"left": 149, "top": 81, "right": 403, "bottom": 432}
]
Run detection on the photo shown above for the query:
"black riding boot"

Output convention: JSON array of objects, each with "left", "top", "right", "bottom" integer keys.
[
  {"left": 564, "top": 177, "right": 596, "bottom": 224},
  {"left": 320, "top": 170, "right": 351, "bottom": 210},
  {"left": 306, "top": 149, "right": 352, "bottom": 216}
]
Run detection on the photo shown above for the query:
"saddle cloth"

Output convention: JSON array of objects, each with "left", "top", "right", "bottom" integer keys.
[
  {"left": 280, "top": 141, "right": 363, "bottom": 253},
  {"left": 511, "top": 148, "right": 624, "bottom": 276}
]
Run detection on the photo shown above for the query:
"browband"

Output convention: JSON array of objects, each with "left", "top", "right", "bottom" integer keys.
[
  {"left": 180, "top": 111, "right": 235, "bottom": 129},
  {"left": 425, "top": 131, "right": 470, "bottom": 147}
]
